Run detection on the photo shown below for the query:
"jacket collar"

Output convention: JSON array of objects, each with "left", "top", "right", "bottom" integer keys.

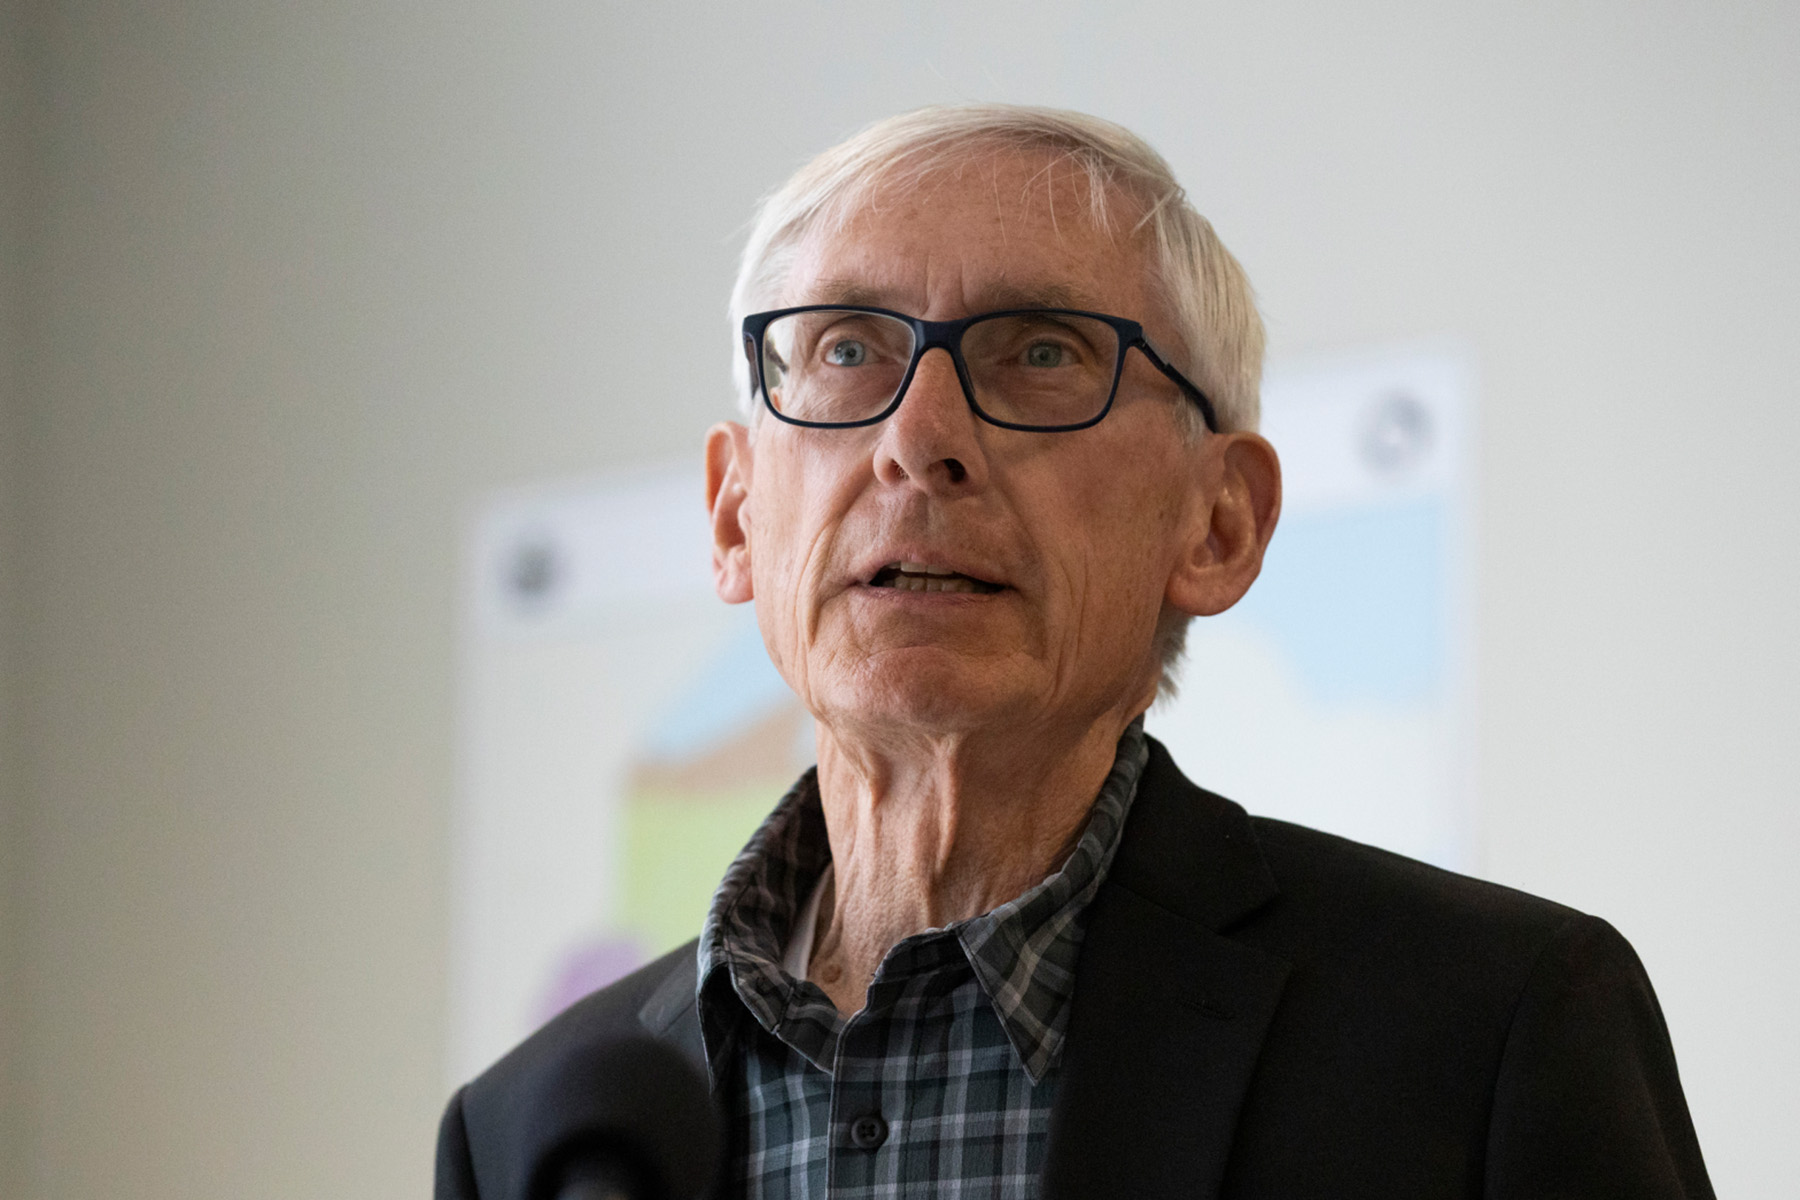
[
  {"left": 1101, "top": 736, "right": 1282, "bottom": 932},
  {"left": 1041, "top": 737, "right": 1291, "bottom": 1200},
  {"left": 638, "top": 948, "right": 706, "bottom": 1075}
]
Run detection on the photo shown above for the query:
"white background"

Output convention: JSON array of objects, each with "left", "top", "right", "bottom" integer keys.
[{"left": 3, "top": 4, "right": 1796, "bottom": 1197}]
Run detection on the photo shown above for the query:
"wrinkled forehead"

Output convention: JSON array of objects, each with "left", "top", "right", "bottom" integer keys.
[{"left": 779, "top": 149, "right": 1165, "bottom": 322}]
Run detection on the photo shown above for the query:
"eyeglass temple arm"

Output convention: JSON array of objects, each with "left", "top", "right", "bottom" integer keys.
[{"left": 1132, "top": 339, "right": 1221, "bottom": 434}]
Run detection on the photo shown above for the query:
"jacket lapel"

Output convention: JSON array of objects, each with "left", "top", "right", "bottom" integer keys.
[{"left": 1042, "top": 739, "right": 1291, "bottom": 1200}]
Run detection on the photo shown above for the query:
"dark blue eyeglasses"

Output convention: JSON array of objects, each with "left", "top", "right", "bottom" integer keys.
[{"left": 742, "top": 305, "right": 1219, "bottom": 433}]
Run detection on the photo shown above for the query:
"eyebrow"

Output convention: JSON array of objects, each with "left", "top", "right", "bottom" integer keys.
[{"left": 809, "top": 277, "right": 1103, "bottom": 313}]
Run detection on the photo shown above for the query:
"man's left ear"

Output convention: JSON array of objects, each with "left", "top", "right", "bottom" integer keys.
[{"left": 1166, "top": 432, "right": 1282, "bottom": 617}]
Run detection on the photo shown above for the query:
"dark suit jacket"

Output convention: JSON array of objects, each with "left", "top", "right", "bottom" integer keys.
[{"left": 437, "top": 738, "right": 1713, "bottom": 1199}]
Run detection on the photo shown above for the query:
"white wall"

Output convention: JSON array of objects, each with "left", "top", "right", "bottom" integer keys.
[
  {"left": 12, "top": 2, "right": 1797, "bottom": 1197},
  {"left": 2, "top": 1, "right": 31, "bottom": 1196}
]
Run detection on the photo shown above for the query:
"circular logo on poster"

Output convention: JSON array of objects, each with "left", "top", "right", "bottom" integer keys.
[
  {"left": 1359, "top": 391, "right": 1434, "bottom": 476},
  {"left": 505, "top": 535, "right": 562, "bottom": 607}
]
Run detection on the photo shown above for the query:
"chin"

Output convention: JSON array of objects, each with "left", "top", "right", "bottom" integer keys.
[{"left": 821, "top": 654, "right": 1032, "bottom": 736}]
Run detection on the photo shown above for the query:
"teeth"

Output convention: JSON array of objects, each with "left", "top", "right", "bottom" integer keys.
[
  {"left": 868, "top": 559, "right": 1000, "bottom": 593},
  {"left": 887, "top": 573, "right": 980, "bottom": 594}
]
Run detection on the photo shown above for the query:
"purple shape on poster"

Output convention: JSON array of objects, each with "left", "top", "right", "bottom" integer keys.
[{"left": 537, "top": 935, "right": 649, "bottom": 1023}]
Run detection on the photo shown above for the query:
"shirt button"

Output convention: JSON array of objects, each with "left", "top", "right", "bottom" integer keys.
[{"left": 848, "top": 1112, "right": 888, "bottom": 1150}]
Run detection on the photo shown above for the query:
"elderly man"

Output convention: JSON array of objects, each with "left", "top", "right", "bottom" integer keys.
[{"left": 437, "top": 106, "right": 1711, "bottom": 1199}]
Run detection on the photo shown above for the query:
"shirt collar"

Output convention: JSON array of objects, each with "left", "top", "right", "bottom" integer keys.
[{"left": 696, "top": 719, "right": 1149, "bottom": 1083}]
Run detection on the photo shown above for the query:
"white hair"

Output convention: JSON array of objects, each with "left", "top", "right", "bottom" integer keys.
[{"left": 726, "top": 103, "right": 1268, "bottom": 696}]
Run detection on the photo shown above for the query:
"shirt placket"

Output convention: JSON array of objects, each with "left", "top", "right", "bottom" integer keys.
[{"left": 824, "top": 975, "right": 908, "bottom": 1197}]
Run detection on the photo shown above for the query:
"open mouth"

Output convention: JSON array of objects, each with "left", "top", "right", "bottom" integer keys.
[{"left": 868, "top": 561, "right": 1004, "bottom": 595}]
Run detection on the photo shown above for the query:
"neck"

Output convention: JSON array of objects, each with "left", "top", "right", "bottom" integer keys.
[{"left": 804, "top": 710, "right": 1140, "bottom": 1015}]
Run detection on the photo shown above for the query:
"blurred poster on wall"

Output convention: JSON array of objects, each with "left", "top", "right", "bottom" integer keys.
[{"left": 449, "top": 345, "right": 1475, "bottom": 1083}]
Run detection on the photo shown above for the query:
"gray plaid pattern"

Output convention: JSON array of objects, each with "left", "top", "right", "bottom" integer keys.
[{"left": 696, "top": 721, "right": 1148, "bottom": 1199}]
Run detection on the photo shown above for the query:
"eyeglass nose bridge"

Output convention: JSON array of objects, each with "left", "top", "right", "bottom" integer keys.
[{"left": 877, "top": 319, "right": 987, "bottom": 425}]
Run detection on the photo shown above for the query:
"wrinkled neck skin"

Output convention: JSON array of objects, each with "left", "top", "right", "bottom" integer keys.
[{"left": 805, "top": 696, "right": 1149, "bottom": 1016}]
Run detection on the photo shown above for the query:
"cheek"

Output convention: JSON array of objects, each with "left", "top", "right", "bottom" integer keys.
[
  {"left": 748, "top": 529, "right": 819, "bottom": 701},
  {"left": 1048, "top": 453, "right": 1187, "bottom": 626},
  {"left": 744, "top": 448, "right": 860, "bottom": 667}
]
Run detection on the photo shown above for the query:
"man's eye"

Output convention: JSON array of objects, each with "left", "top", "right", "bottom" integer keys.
[
  {"left": 825, "top": 339, "right": 868, "bottom": 366},
  {"left": 1024, "top": 341, "right": 1067, "bottom": 368}
]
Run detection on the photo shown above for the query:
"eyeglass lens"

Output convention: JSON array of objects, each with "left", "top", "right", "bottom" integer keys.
[{"left": 759, "top": 310, "right": 1122, "bottom": 428}]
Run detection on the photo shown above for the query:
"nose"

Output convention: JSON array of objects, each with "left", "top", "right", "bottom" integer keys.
[{"left": 872, "top": 347, "right": 990, "bottom": 492}]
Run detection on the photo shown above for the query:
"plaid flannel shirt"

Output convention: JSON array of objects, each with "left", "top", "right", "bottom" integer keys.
[{"left": 695, "top": 720, "right": 1148, "bottom": 1199}]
